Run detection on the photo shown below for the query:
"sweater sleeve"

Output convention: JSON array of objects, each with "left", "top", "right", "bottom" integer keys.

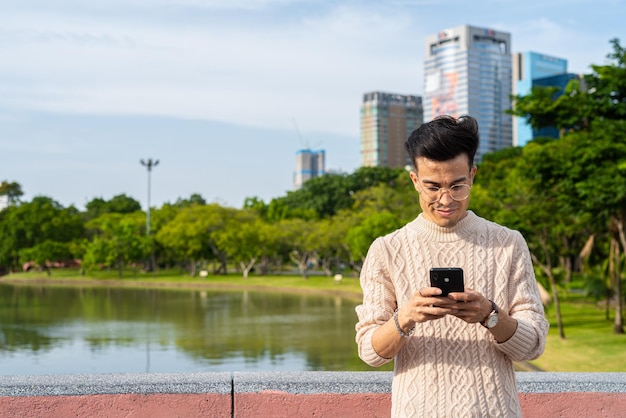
[
  {"left": 355, "top": 238, "right": 396, "bottom": 367},
  {"left": 495, "top": 231, "right": 549, "bottom": 361}
]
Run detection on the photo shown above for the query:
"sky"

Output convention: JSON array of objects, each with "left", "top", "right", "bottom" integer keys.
[{"left": 1, "top": 0, "right": 624, "bottom": 210}]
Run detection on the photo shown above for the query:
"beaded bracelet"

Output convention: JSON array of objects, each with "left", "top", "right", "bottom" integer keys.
[{"left": 393, "top": 308, "right": 415, "bottom": 337}]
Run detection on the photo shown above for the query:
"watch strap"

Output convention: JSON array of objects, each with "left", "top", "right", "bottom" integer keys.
[{"left": 481, "top": 300, "right": 498, "bottom": 328}]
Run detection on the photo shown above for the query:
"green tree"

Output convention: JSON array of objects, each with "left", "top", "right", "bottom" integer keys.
[
  {"left": 84, "top": 194, "right": 142, "bottom": 221},
  {"left": 346, "top": 211, "right": 403, "bottom": 271},
  {"left": 276, "top": 218, "right": 318, "bottom": 279},
  {"left": 173, "top": 193, "right": 207, "bottom": 208},
  {"left": 563, "top": 121, "right": 626, "bottom": 333},
  {"left": 511, "top": 38, "right": 626, "bottom": 135},
  {"left": 0, "top": 180, "right": 24, "bottom": 206},
  {"left": 21, "top": 240, "right": 72, "bottom": 276},
  {"left": 155, "top": 204, "right": 233, "bottom": 276},
  {"left": 214, "top": 209, "right": 266, "bottom": 278},
  {"left": 83, "top": 212, "right": 149, "bottom": 277},
  {"left": 266, "top": 166, "right": 407, "bottom": 221},
  {"left": 0, "top": 196, "right": 84, "bottom": 272}
]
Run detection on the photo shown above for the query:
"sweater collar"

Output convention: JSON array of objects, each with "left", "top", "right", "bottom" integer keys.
[{"left": 408, "top": 210, "right": 481, "bottom": 242}]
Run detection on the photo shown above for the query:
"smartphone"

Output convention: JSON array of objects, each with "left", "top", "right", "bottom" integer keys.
[{"left": 429, "top": 267, "right": 464, "bottom": 296}]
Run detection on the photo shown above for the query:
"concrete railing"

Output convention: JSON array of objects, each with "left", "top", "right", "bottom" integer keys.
[{"left": 1, "top": 371, "right": 626, "bottom": 417}]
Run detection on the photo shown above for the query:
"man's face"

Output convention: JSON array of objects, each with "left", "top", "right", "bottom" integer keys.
[{"left": 409, "top": 154, "right": 476, "bottom": 228}]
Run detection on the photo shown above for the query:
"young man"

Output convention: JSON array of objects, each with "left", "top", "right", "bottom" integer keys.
[{"left": 355, "top": 115, "right": 549, "bottom": 417}]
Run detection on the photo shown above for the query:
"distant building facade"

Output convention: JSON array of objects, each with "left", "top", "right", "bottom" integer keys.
[
  {"left": 513, "top": 52, "right": 578, "bottom": 146},
  {"left": 360, "top": 91, "right": 423, "bottom": 168},
  {"left": 0, "top": 195, "right": 7, "bottom": 211},
  {"left": 424, "top": 24, "right": 512, "bottom": 161},
  {"left": 513, "top": 51, "right": 571, "bottom": 147},
  {"left": 293, "top": 149, "right": 325, "bottom": 189}
]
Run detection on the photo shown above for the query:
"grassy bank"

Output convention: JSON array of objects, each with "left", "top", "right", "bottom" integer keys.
[
  {"left": 2, "top": 268, "right": 624, "bottom": 372},
  {"left": 530, "top": 291, "right": 626, "bottom": 372},
  {"left": 0, "top": 268, "right": 365, "bottom": 301}
]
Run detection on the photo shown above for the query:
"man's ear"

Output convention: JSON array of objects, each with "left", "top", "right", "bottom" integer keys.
[{"left": 409, "top": 170, "right": 420, "bottom": 190}]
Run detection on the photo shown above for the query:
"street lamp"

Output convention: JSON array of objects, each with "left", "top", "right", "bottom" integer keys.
[
  {"left": 140, "top": 158, "right": 159, "bottom": 236},
  {"left": 140, "top": 158, "right": 159, "bottom": 272}
]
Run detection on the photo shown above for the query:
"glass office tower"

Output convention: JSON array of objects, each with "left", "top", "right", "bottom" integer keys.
[
  {"left": 360, "top": 91, "right": 423, "bottom": 168},
  {"left": 424, "top": 25, "right": 512, "bottom": 161},
  {"left": 513, "top": 52, "right": 574, "bottom": 146}
]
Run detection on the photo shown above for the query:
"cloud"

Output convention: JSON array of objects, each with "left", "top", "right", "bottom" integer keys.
[{"left": 0, "top": 2, "right": 423, "bottom": 137}]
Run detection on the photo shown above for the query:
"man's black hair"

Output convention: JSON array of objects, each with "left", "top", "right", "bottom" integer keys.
[{"left": 405, "top": 115, "right": 480, "bottom": 169}]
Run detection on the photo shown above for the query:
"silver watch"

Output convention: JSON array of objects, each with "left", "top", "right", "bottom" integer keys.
[{"left": 482, "top": 300, "right": 499, "bottom": 329}]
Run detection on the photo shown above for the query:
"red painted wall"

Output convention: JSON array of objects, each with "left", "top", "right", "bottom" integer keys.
[
  {"left": 2, "top": 392, "right": 626, "bottom": 417},
  {"left": 0, "top": 393, "right": 231, "bottom": 418}
]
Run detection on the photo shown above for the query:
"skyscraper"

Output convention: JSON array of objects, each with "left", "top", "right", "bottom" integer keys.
[
  {"left": 424, "top": 25, "right": 512, "bottom": 161},
  {"left": 293, "top": 149, "right": 325, "bottom": 189},
  {"left": 513, "top": 52, "right": 577, "bottom": 146},
  {"left": 360, "top": 91, "right": 423, "bottom": 168}
]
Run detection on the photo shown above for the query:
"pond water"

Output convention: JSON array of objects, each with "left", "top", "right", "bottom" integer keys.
[{"left": 0, "top": 283, "right": 391, "bottom": 375}]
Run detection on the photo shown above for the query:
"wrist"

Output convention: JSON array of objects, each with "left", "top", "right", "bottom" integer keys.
[
  {"left": 481, "top": 300, "right": 499, "bottom": 329},
  {"left": 393, "top": 308, "right": 415, "bottom": 337}
]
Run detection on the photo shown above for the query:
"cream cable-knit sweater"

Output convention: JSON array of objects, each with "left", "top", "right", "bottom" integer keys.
[{"left": 355, "top": 211, "right": 549, "bottom": 418}]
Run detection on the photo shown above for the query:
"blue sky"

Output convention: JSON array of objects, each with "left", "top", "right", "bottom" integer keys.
[{"left": 1, "top": 0, "right": 624, "bottom": 210}]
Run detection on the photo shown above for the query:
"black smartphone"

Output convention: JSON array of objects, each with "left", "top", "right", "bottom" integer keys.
[{"left": 429, "top": 267, "right": 464, "bottom": 296}]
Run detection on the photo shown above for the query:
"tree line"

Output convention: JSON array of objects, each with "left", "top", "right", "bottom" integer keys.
[{"left": 1, "top": 38, "right": 625, "bottom": 337}]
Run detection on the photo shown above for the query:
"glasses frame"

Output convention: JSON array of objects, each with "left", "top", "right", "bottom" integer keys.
[{"left": 416, "top": 181, "right": 472, "bottom": 203}]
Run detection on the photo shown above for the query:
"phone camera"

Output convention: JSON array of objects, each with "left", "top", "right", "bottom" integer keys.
[{"left": 444, "top": 277, "right": 450, "bottom": 283}]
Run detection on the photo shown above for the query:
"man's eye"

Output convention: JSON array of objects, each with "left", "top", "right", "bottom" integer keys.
[{"left": 426, "top": 187, "right": 439, "bottom": 192}]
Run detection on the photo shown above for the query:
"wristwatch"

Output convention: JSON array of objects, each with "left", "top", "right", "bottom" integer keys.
[{"left": 481, "top": 300, "right": 499, "bottom": 329}]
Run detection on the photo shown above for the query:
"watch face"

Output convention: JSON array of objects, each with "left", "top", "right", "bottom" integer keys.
[{"left": 487, "top": 315, "right": 499, "bottom": 328}]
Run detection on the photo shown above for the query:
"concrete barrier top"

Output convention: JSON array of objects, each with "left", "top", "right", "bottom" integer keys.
[{"left": 1, "top": 371, "right": 626, "bottom": 397}]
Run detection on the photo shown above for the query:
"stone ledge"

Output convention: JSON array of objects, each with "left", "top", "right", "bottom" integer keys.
[
  {"left": 517, "top": 372, "right": 626, "bottom": 393},
  {"left": 0, "top": 372, "right": 233, "bottom": 397},
  {"left": 2, "top": 371, "right": 626, "bottom": 397}
]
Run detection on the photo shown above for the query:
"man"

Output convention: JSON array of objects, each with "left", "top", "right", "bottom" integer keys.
[{"left": 355, "top": 115, "right": 549, "bottom": 417}]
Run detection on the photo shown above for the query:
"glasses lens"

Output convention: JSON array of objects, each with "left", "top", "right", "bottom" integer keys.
[
  {"left": 420, "top": 184, "right": 470, "bottom": 202},
  {"left": 450, "top": 184, "right": 470, "bottom": 201}
]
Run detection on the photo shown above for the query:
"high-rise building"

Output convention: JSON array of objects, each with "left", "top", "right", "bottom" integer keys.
[
  {"left": 513, "top": 52, "right": 577, "bottom": 146},
  {"left": 293, "top": 149, "right": 325, "bottom": 189},
  {"left": 360, "top": 91, "right": 423, "bottom": 168},
  {"left": 424, "top": 25, "right": 512, "bottom": 161}
]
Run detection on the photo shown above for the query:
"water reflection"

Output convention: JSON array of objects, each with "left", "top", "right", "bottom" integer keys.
[{"left": 0, "top": 283, "right": 392, "bottom": 375}]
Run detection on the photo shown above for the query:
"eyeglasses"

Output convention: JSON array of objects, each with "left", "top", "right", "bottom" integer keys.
[{"left": 417, "top": 182, "right": 471, "bottom": 203}]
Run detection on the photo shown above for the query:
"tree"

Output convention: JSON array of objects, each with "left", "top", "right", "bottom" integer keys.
[
  {"left": 155, "top": 204, "right": 233, "bottom": 276},
  {"left": 213, "top": 209, "right": 266, "bottom": 278},
  {"left": 83, "top": 212, "right": 149, "bottom": 277},
  {"left": 563, "top": 121, "right": 626, "bottom": 334},
  {"left": 0, "top": 181, "right": 24, "bottom": 206},
  {"left": 84, "top": 194, "right": 142, "bottom": 221},
  {"left": 0, "top": 196, "right": 84, "bottom": 272},
  {"left": 346, "top": 211, "right": 403, "bottom": 271},
  {"left": 21, "top": 240, "right": 72, "bottom": 276},
  {"left": 173, "top": 193, "right": 207, "bottom": 208},
  {"left": 506, "top": 38, "right": 626, "bottom": 335},
  {"left": 510, "top": 38, "right": 626, "bottom": 135},
  {"left": 276, "top": 218, "right": 319, "bottom": 279}
]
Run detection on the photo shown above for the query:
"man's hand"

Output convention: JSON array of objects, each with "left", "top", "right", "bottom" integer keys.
[
  {"left": 447, "top": 288, "right": 493, "bottom": 324},
  {"left": 396, "top": 287, "right": 460, "bottom": 330}
]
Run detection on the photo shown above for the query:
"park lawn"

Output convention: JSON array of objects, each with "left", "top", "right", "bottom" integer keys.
[
  {"left": 2, "top": 268, "right": 365, "bottom": 300},
  {"left": 529, "top": 291, "right": 626, "bottom": 372}
]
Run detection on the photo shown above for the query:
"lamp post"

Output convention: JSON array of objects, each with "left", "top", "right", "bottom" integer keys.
[
  {"left": 140, "top": 158, "right": 159, "bottom": 236},
  {"left": 140, "top": 158, "right": 159, "bottom": 271}
]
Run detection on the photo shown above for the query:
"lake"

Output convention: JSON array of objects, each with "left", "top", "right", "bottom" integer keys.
[{"left": 0, "top": 283, "right": 390, "bottom": 375}]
